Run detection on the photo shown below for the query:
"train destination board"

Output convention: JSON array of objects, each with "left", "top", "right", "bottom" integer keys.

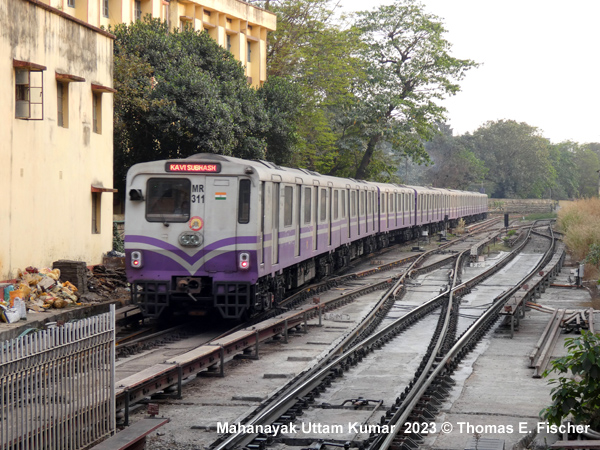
[{"left": 165, "top": 162, "right": 221, "bottom": 173}]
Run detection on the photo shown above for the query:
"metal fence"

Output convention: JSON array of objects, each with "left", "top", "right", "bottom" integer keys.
[{"left": 0, "top": 306, "right": 115, "bottom": 450}]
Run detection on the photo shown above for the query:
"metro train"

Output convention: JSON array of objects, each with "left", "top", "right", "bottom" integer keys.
[{"left": 124, "top": 153, "right": 488, "bottom": 320}]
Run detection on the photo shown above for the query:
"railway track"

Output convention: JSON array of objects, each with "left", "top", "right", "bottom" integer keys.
[
  {"left": 203, "top": 222, "right": 564, "bottom": 450},
  {"left": 113, "top": 220, "right": 501, "bottom": 424}
]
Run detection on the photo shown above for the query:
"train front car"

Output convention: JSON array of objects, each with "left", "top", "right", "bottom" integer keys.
[{"left": 124, "top": 154, "right": 259, "bottom": 320}]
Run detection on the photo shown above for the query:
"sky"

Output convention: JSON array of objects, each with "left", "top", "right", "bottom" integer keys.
[{"left": 339, "top": 0, "right": 600, "bottom": 144}]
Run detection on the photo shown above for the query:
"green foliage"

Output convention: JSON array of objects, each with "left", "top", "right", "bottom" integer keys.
[
  {"left": 257, "top": 76, "right": 303, "bottom": 166},
  {"left": 260, "top": 0, "right": 476, "bottom": 181},
  {"left": 574, "top": 146, "right": 600, "bottom": 198},
  {"left": 548, "top": 142, "right": 579, "bottom": 199},
  {"left": 113, "top": 223, "right": 124, "bottom": 253},
  {"left": 468, "top": 120, "right": 554, "bottom": 198},
  {"left": 112, "top": 18, "right": 267, "bottom": 194},
  {"left": 541, "top": 331, "right": 600, "bottom": 430},
  {"left": 586, "top": 243, "right": 600, "bottom": 267},
  {"left": 422, "top": 124, "right": 487, "bottom": 189},
  {"left": 350, "top": 0, "right": 478, "bottom": 179},
  {"left": 507, "top": 229, "right": 517, "bottom": 237},
  {"left": 261, "top": 0, "right": 366, "bottom": 174}
]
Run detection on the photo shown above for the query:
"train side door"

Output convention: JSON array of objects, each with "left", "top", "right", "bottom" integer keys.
[
  {"left": 272, "top": 182, "right": 280, "bottom": 265},
  {"left": 328, "top": 187, "right": 332, "bottom": 246},
  {"left": 260, "top": 181, "right": 265, "bottom": 265},
  {"left": 295, "top": 184, "right": 301, "bottom": 257},
  {"left": 204, "top": 177, "right": 237, "bottom": 272},
  {"left": 313, "top": 186, "right": 318, "bottom": 250}
]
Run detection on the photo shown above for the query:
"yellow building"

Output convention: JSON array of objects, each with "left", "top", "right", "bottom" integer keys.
[
  {"left": 38, "top": 0, "right": 277, "bottom": 87},
  {"left": 1, "top": 0, "right": 116, "bottom": 280}
]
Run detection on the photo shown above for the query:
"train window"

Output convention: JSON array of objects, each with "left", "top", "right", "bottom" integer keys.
[
  {"left": 360, "top": 191, "right": 365, "bottom": 214},
  {"left": 381, "top": 193, "right": 386, "bottom": 213},
  {"left": 238, "top": 179, "right": 251, "bottom": 224},
  {"left": 320, "top": 189, "right": 327, "bottom": 221},
  {"left": 341, "top": 190, "right": 346, "bottom": 218},
  {"left": 334, "top": 190, "right": 339, "bottom": 220},
  {"left": 146, "top": 178, "right": 190, "bottom": 222},
  {"left": 368, "top": 191, "right": 372, "bottom": 214},
  {"left": 351, "top": 191, "right": 356, "bottom": 216},
  {"left": 304, "top": 187, "right": 311, "bottom": 223},
  {"left": 284, "top": 186, "right": 293, "bottom": 226}
]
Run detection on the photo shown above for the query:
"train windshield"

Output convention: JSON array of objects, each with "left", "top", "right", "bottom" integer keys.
[{"left": 146, "top": 178, "right": 191, "bottom": 222}]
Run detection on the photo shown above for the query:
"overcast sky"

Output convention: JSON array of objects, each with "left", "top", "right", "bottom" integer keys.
[{"left": 339, "top": 0, "right": 600, "bottom": 144}]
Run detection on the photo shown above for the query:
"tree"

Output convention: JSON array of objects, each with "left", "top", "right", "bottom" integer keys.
[
  {"left": 573, "top": 146, "right": 600, "bottom": 198},
  {"left": 350, "top": 0, "right": 477, "bottom": 180},
  {"left": 421, "top": 124, "right": 487, "bottom": 190},
  {"left": 548, "top": 142, "right": 578, "bottom": 200},
  {"left": 469, "top": 120, "right": 554, "bottom": 198},
  {"left": 257, "top": 76, "right": 303, "bottom": 166},
  {"left": 112, "top": 18, "right": 268, "bottom": 193},
  {"left": 259, "top": 0, "right": 367, "bottom": 175}
]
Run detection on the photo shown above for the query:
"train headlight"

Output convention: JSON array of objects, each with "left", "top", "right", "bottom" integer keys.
[
  {"left": 131, "top": 251, "right": 143, "bottom": 269},
  {"left": 239, "top": 252, "right": 250, "bottom": 270},
  {"left": 179, "top": 232, "right": 203, "bottom": 247}
]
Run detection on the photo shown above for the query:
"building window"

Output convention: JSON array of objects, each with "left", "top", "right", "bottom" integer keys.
[
  {"left": 103, "top": 0, "right": 109, "bottom": 17},
  {"left": 247, "top": 44, "right": 251, "bottom": 62},
  {"left": 15, "top": 64, "right": 45, "bottom": 120},
  {"left": 93, "top": 92, "right": 102, "bottom": 134},
  {"left": 92, "top": 192, "right": 101, "bottom": 234},
  {"left": 57, "top": 81, "right": 69, "bottom": 127},
  {"left": 135, "top": 0, "right": 141, "bottom": 21},
  {"left": 68, "top": 0, "right": 75, "bottom": 7},
  {"left": 227, "top": 34, "right": 231, "bottom": 52}
]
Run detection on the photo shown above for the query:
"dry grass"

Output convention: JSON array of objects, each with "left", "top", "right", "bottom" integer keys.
[{"left": 558, "top": 198, "right": 600, "bottom": 261}]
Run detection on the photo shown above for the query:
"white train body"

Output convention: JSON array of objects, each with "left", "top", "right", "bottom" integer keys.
[{"left": 125, "top": 154, "right": 488, "bottom": 319}]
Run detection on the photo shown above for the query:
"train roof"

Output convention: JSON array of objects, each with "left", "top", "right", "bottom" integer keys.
[{"left": 129, "top": 153, "right": 487, "bottom": 197}]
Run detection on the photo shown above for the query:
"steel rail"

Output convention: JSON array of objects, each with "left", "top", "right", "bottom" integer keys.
[
  {"left": 375, "top": 223, "right": 556, "bottom": 450},
  {"left": 116, "top": 220, "right": 501, "bottom": 429},
  {"left": 209, "top": 220, "right": 507, "bottom": 450}
]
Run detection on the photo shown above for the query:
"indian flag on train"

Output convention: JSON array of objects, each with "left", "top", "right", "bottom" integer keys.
[{"left": 215, "top": 192, "right": 227, "bottom": 200}]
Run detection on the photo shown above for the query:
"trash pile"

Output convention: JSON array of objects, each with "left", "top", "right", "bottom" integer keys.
[
  {"left": 1, "top": 266, "right": 80, "bottom": 323},
  {"left": 0, "top": 261, "right": 130, "bottom": 324}
]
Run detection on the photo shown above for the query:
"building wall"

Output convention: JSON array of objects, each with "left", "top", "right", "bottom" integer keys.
[
  {"left": 0, "top": 0, "right": 115, "bottom": 279},
  {"left": 38, "top": 0, "right": 276, "bottom": 87}
]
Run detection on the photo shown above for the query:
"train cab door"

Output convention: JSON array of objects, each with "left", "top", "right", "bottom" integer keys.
[{"left": 204, "top": 177, "right": 237, "bottom": 272}]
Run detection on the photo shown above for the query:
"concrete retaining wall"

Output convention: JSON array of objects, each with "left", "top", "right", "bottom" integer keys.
[{"left": 488, "top": 198, "right": 557, "bottom": 214}]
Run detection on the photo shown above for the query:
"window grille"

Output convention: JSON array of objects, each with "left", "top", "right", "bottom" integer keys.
[{"left": 15, "top": 65, "right": 44, "bottom": 120}]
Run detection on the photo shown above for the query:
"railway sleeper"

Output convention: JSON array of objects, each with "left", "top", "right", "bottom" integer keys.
[{"left": 392, "top": 435, "right": 420, "bottom": 450}]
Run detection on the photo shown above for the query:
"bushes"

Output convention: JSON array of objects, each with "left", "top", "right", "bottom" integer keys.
[
  {"left": 558, "top": 198, "right": 600, "bottom": 261},
  {"left": 541, "top": 331, "right": 600, "bottom": 430}
]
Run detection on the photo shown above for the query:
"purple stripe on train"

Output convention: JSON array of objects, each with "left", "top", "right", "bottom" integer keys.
[
  {"left": 126, "top": 248, "right": 259, "bottom": 282},
  {"left": 126, "top": 235, "right": 257, "bottom": 264}
]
